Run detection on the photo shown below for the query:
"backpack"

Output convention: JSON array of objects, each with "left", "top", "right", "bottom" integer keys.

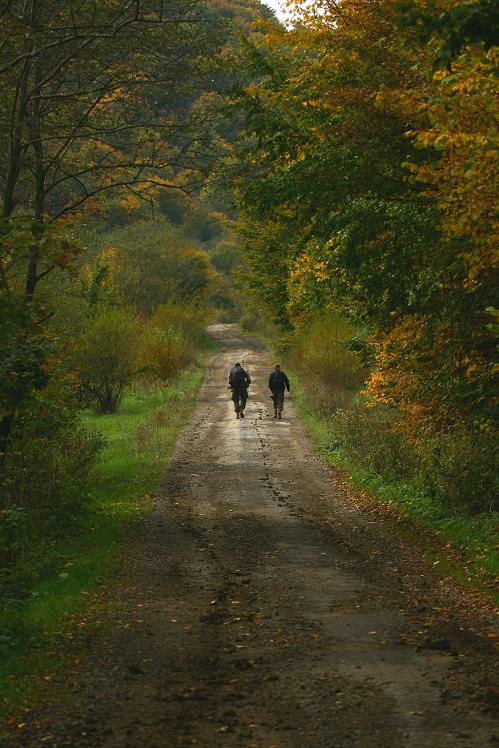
[
  {"left": 230, "top": 367, "right": 247, "bottom": 388},
  {"left": 270, "top": 371, "right": 285, "bottom": 389}
]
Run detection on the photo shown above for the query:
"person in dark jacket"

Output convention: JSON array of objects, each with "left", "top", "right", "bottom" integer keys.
[
  {"left": 268, "top": 364, "right": 290, "bottom": 419},
  {"left": 228, "top": 362, "right": 251, "bottom": 419}
]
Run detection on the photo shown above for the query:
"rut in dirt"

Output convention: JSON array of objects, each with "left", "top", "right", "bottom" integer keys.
[{"left": 11, "top": 324, "right": 498, "bottom": 748}]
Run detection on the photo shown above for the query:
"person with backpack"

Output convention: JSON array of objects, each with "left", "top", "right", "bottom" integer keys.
[
  {"left": 228, "top": 362, "right": 251, "bottom": 419},
  {"left": 268, "top": 364, "right": 290, "bottom": 419}
]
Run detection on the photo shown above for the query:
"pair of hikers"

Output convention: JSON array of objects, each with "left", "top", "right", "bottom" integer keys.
[{"left": 228, "top": 363, "right": 290, "bottom": 419}]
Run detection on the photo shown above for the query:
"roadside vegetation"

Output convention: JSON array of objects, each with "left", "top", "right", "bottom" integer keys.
[
  {"left": 234, "top": 0, "right": 497, "bottom": 589},
  {"left": 283, "top": 317, "right": 498, "bottom": 592},
  {"left": 0, "top": 369, "right": 206, "bottom": 717},
  {"left": 234, "top": 0, "right": 497, "bottom": 514}
]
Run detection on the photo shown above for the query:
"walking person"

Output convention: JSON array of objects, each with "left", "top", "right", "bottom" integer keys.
[
  {"left": 228, "top": 362, "right": 251, "bottom": 419},
  {"left": 268, "top": 364, "right": 290, "bottom": 419}
]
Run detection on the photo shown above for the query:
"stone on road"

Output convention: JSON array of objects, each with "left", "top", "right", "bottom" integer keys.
[{"left": 12, "top": 324, "right": 498, "bottom": 747}]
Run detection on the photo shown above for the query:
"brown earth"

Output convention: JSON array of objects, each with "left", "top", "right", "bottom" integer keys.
[{"left": 9, "top": 324, "right": 498, "bottom": 747}]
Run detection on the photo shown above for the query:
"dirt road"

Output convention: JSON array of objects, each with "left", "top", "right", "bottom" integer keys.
[{"left": 13, "top": 325, "right": 498, "bottom": 747}]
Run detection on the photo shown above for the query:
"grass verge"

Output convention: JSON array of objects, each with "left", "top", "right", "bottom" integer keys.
[
  {"left": 0, "top": 364, "right": 206, "bottom": 721},
  {"left": 287, "top": 364, "right": 498, "bottom": 602}
]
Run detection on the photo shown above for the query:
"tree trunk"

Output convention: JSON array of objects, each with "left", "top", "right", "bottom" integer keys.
[{"left": 25, "top": 32, "right": 45, "bottom": 303}]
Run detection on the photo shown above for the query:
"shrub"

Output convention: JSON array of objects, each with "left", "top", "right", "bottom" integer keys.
[
  {"left": 411, "top": 426, "right": 498, "bottom": 513},
  {"left": 210, "top": 242, "right": 241, "bottom": 276},
  {"left": 287, "top": 314, "right": 364, "bottom": 414},
  {"left": 240, "top": 314, "right": 259, "bottom": 332},
  {"left": 140, "top": 326, "right": 190, "bottom": 382},
  {"left": 324, "top": 403, "right": 497, "bottom": 513},
  {"left": 0, "top": 295, "right": 48, "bottom": 467},
  {"left": 0, "top": 388, "right": 100, "bottom": 577},
  {"left": 329, "top": 404, "right": 419, "bottom": 482},
  {"left": 108, "top": 223, "right": 211, "bottom": 313},
  {"left": 286, "top": 313, "right": 497, "bottom": 513},
  {"left": 73, "top": 308, "right": 142, "bottom": 414},
  {"left": 139, "top": 303, "right": 206, "bottom": 382},
  {"left": 152, "top": 302, "right": 206, "bottom": 347}
]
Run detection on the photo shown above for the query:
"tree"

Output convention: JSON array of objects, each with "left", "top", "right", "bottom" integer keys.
[
  {"left": 0, "top": 0, "right": 226, "bottom": 301},
  {"left": 231, "top": 0, "right": 498, "bottom": 509},
  {"left": 0, "top": 0, "right": 228, "bottom": 455}
]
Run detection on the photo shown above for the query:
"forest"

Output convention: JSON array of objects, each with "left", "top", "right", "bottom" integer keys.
[{"left": 0, "top": 0, "right": 497, "bottom": 733}]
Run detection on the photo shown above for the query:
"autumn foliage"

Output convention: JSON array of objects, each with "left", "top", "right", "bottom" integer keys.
[{"left": 234, "top": 0, "right": 498, "bottom": 510}]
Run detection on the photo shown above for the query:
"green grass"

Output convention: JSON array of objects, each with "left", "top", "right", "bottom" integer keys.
[
  {"left": 0, "top": 366, "right": 205, "bottom": 721},
  {"left": 287, "top": 364, "right": 498, "bottom": 600}
]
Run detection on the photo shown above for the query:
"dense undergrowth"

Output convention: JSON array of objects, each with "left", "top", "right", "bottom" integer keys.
[
  {"left": 1, "top": 300, "right": 211, "bottom": 584},
  {"left": 0, "top": 363, "right": 208, "bottom": 718}
]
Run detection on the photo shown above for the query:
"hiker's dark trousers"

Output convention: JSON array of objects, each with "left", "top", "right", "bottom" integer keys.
[
  {"left": 231, "top": 387, "right": 248, "bottom": 413},
  {"left": 271, "top": 388, "right": 285, "bottom": 412}
]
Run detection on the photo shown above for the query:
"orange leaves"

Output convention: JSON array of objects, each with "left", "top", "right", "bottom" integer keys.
[
  {"left": 363, "top": 316, "right": 430, "bottom": 416},
  {"left": 289, "top": 252, "right": 331, "bottom": 284}
]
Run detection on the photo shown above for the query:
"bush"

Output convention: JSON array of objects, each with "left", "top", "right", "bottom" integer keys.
[
  {"left": 140, "top": 326, "right": 190, "bottom": 382},
  {"left": 240, "top": 314, "right": 259, "bottom": 332},
  {"left": 152, "top": 302, "right": 206, "bottom": 347},
  {"left": 100, "top": 222, "right": 212, "bottom": 313},
  {"left": 0, "top": 295, "right": 48, "bottom": 466},
  {"left": 139, "top": 303, "right": 206, "bottom": 382},
  {"left": 413, "top": 427, "right": 498, "bottom": 513},
  {"left": 73, "top": 308, "right": 142, "bottom": 414},
  {"left": 0, "top": 293, "right": 101, "bottom": 587},
  {"left": 327, "top": 405, "right": 498, "bottom": 513},
  {"left": 329, "top": 404, "right": 419, "bottom": 483},
  {"left": 0, "top": 389, "right": 100, "bottom": 577},
  {"left": 210, "top": 242, "right": 241, "bottom": 276},
  {"left": 287, "top": 314, "right": 364, "bottom": 414},
  {"left": 286, "top": 313, "right": 497, "bottom": 513}
]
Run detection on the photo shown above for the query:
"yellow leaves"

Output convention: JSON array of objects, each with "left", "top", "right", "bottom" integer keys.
[
  {"left": 289, "top": 251, "right": 331, "bottom": 283},
  {"left": 94, "top": 87, "right": 129, "bottom": 110},
  {"left": 432, "top": 68, "right": 448, "bottom": 82},
  {"left": 285, "top": 247, "right": 338, "bottom": 320},
  {"left": 399, "top": 44, "right": 498, "bottom": 285},
  {"left": 362, "top": 316, "right": 431, "bottom": 414}
]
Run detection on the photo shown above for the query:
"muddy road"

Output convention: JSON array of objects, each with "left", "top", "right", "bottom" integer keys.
[{"left": 13, "top": 325, "right": 498, "bottom": 747}]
